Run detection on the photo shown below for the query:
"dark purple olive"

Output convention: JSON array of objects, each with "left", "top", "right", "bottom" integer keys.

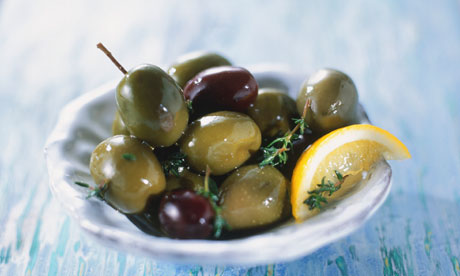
[
  {"left": 158, "top": 189, "right": 215, "bottom": 239},
  {"left": 183, "top": 66, "right": 258, "bottom": 116}
]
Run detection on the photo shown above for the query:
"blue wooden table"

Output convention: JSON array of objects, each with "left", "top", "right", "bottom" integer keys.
[{"left": 1, "top": 0, "right": 459, "bottom": 275}]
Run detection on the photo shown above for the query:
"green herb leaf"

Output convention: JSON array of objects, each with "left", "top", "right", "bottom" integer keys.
[
  {"left": 293, "top": 117, "right": 308, "bottom": 134},
  {"left": 259, "top": 99, "right": 311, "bottom": 168},
  {"left": 213, "top": 211, "right": 230, "bottom": 238},
  {"left": 122, "top": 153, "right": 136, "bottom": 161},
  {"left": 74, "top": 181, "right": 90, "bottom": 188},
  {"left": 303, "top": 171, "right": 347, "bottom": 210},
  {"left": 259, "top": 146, "right": 281, "bottom": 167},
  {"left": 196, "top": 166, "right": 230, "bottom": 238},
  {"left": 186, "top": 100, "right": 193, "bottom": 113},
  {"left": 208, "top": 178, "right": 219, "bottom": 196},
  {"left": 335, "top": 170, "right": 344, "bottom": 181},
  {"left": 74, "top": 181, "right": 108, "bottom": 200},
  {"left": 161, "top": 152, "right": 187, "bottom": 177}
]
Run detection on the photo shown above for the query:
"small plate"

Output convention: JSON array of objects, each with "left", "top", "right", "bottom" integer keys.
[{"left": 44, "top": 66, "right": 391, "bottom": 265}]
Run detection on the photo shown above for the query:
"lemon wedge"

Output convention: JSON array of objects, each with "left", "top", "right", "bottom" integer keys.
[{"left": 291, "top": 124, "right": 411, "bottom": 221}]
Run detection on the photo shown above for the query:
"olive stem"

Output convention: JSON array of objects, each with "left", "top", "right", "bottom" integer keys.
[
  {"left": 204, "top": 165, "right": 211, "bottom": 193},
  {"left": 97, "top": 42, "right": 128, "bottom": 74},
  {"left": 286, "top": 98, "right": 311, "bottom": 141},
  {"left": 271, "top": 99, "right": 311, "bottom": 156}
]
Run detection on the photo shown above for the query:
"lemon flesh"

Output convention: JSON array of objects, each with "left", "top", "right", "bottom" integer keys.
[{"left": 291, "top": 124, "right": 411, "bottom": 221}]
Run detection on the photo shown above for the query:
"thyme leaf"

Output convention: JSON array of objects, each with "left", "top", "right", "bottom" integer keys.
[
  {"left": 303, "top": 170, "right": 347, "bottom": 210},
  {"left": 74, "top": 181, "right": 108, "bottom": 200},
  {"left": 74, "top": 181, "right": 90, "bottom": 188},
  {"left": 196, "top": 166, "right": 230, "bottom": 238},
  {"left": 186, "top": 100, "right": 193, "bottom": 114},
  {"left": 122, "top": 153, "right": 136, "bottom": 161},
  {"left": 161, "top": 152, "right": 187, "bottom": 177},
  {"left": 259, "top": 99, "right": 311, "bottom": 167}
]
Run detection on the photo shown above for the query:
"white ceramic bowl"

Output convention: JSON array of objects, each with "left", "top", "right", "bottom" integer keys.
[{"left": 44, "top": 66, "right": 391, "bottom": 265}]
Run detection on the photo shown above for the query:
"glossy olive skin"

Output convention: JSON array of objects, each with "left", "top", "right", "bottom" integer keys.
[
  {"left": 183, "top": 66, "right": 258, "bottom": 116},
  {"left": 89, "top": 135, "right": 166, "bottom": 214},
  {"left": 296, "top": 69, "right": 359, "bottom": 134},
  {"left": 158, "top": 189, "right": 215, "bottom": 239},
  {"left": 180, "top": 111, "right": 261, "bottom": 175},
  {"left": 168, "top": 51, "right": 231, "bottom": 88},
  {"left": 219, "top": 165, "right": 288, "bottom": 230},
  {"left": 117, "top": 64, "right": 189, "bottom": 147},
  {"left": 247, "top": 88, "right": 298, "bottom": 137},
  {"left": 112, "top": 110, "right": 130, "bottom": 136},
  {"left": 165, "top": 169, "right": 204, "bottom": 192}
]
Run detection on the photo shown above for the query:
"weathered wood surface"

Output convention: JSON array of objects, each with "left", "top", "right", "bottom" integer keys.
[{"left": 0, "top": 0, "right": 459, "bottom": 275}]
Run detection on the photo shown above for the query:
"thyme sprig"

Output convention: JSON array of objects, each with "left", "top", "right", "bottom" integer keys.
[
  {"left": 303, "top": 170, "right": 347, "bottom": 210},
  {"left": 74, "top": 181, "right": 108, "bottom": 200},
  {"left": 197, "top": 165, "right": 230, "bottom": 238},
  {"left": 259, "top": 99, "right": 311, "bottom": 167},
  {"left": 161, "top": 152, "right": 187, "bottom": 177}
]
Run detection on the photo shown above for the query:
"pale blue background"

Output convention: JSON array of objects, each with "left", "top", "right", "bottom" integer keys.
[{"left": 1, "top": 0, "right": 460, "bottom": 275}]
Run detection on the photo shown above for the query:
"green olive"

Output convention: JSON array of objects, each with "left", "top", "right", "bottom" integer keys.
[
  {"left": 247, "top": 88, "right": 298, "bottom": 137},
  {"left": 219, "top": 165, "right": 288, "bottom": 230},
  {"left": 296, "top": 69, "right": 359, "bottom": 134},
  {"left": 180, "top": 111, "right": 261, "bottom": 175},
  {"left": 117, "top": 64, "right": 189, "bottom": 147},
  {"left": 89, "top": 135, "right": 166, "bottom": 214},
  {"left": 168, "top": 52, "right": 231, "bottom": 88},
  {"left": 165, "top": 169, "right": 204, "bottom": 192},
  {"left": 112, "top": 110, "right": 130, "bottom": 136}
]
